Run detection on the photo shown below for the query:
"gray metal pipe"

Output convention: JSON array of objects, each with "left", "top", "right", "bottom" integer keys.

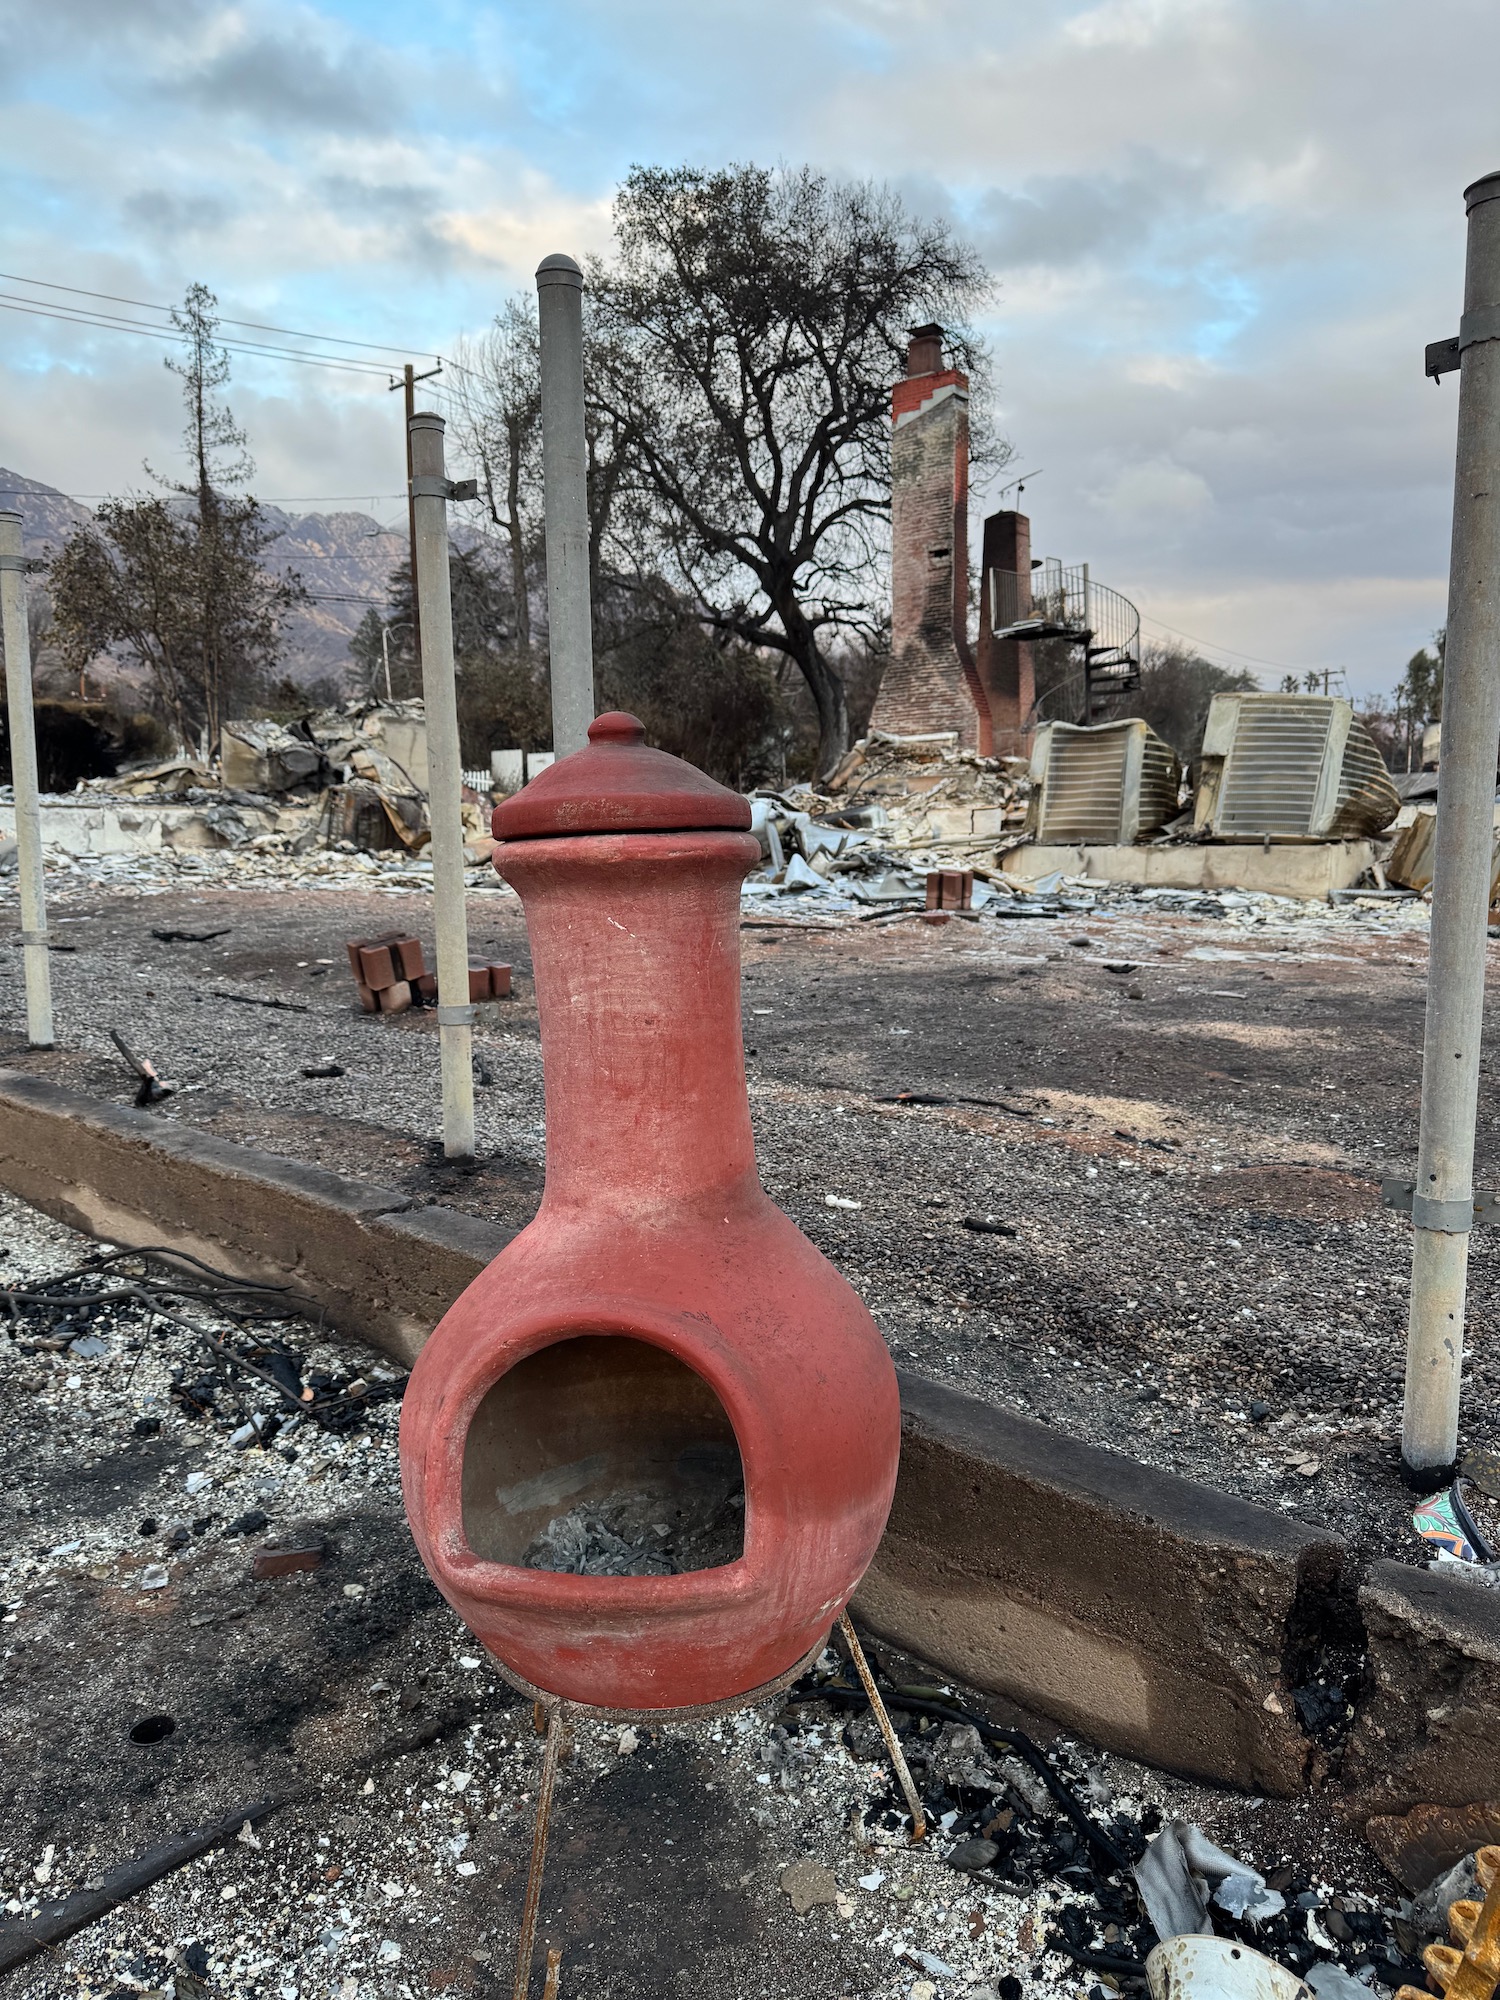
[
  {"left": 409, "top": 412, "right": 476, "bottom": 1162},
  {"left": 0, "top": 510, "right": 53, "bottom": 1049},
  {"left": 1402, "top": 169, "right": 1500, "bottom": 1483},
  {"left": 535, "top": 253, "right": 595, "bottom": 758}
]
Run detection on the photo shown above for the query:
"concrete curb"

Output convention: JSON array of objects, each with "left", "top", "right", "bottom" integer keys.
[
  {"left": 0, "top": 1069, "right": 1488, "bottom": 1806},
  {"left": 861, "top": 1373, "right": 1340, "bottom": 1795},
  {"left": 0, "top": 1068, "right": 511, "bottom": 1362},
  {"left": 1342, "top": 1559, "right": 1500, "bottom": 1816}
]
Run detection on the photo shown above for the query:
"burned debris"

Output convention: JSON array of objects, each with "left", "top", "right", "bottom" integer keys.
[{"left": 1, "top": 1243, "right": 406, "bottom": 1437}]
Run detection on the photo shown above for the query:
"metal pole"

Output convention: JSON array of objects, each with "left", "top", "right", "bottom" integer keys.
[
  {"left": 403, "top": 364, "right": 422, "bottom": 671},
  {"left": 535, "top": 253, "right": 595, "bottom": 758},
  {"left": 408, "top": 412, "right": 476, "bottom": 1161},
  {"left": 0, "top": 510, "right": 53, "bottom": 1049},
  {"left": 1402, "top": 169, "right": 1500, "bottom": 1484}
]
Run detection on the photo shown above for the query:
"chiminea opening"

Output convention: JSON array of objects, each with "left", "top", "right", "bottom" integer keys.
[{"left": 461, "top": 1336, "right": 745, "bottom": 1576}]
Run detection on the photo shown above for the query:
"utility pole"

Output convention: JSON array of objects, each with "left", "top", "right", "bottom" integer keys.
[
  {"left": 409, "top": 411, "right": 475, "bottom": 1161},
  {"left": 535, "top": 254, "right": 595, "bottom": 756},
  {"left": 1401, "top": 168, "right": 1500, "bottom": 1485},
  {"left": 0, "top": 510, "right": 53, "bottom": 1048},
  {"left": 388, "top": 361, "right": 442, "bottom": 683}
]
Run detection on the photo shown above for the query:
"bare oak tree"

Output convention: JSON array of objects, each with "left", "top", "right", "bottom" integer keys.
[{"left": 588, "top": 164, "right": 997, "bottom": 778}]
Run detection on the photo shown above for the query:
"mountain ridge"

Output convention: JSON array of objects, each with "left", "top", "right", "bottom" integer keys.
[{"left": 0, "top": 468, "right": 409, "bottom": 683}]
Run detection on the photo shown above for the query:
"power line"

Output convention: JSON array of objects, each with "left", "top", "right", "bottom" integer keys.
[
  {"left": 0, "top": 293, "right": 414, "bottom": 379},
  {"left": 0, "top": 489, "right": 406, "bottom": 505},
  {"left": 0, "top": 269, "right": 441, "bottom": 364},
  {"left": 0, "top": 293, "right": 397, "bottom": 378},
  {"left": 1137, "top": 610, "right": 1325, "bottom": 679}
]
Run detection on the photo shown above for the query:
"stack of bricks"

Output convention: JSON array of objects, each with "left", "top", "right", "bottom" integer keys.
[
  {"left": 925, "top": 869, "right": 973, "bottom": 912},
  {"left": 347, "top": 933, "right": 432, "bottom": 1014},
  {"left": 467, "top": 963, "right": 512, "bottom": 1001},
  {"left": 347, "top": 933, "right": 512, "bottom": 1013}
]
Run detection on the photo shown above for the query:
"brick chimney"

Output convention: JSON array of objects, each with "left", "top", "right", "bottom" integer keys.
[
  {"left": 869, "top": 326, "right": 990, "bottom": 750},
  {"left": 905, "top": 324, "right": 944, "bottom": 377},
  {"left": 975, "top": 509, "right": 1036, "bottom": 759}
]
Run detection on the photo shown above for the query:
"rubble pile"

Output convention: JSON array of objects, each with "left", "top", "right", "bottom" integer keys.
[
  {"left": 0, "top": 700, "right": 491, "bottom": 873},
  {"left": 743, "top": 734, "right": 1037, "bottom": 913}
]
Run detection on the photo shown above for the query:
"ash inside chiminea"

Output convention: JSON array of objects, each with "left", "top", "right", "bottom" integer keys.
[
  {"left": 523, "top": 1460, "right": 746, "bottom": 1576},
  {"left": 462, "top": 1335, "right": 749, "bottom": 1574}
]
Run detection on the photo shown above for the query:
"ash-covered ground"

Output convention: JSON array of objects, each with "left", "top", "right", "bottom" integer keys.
[
  {"left": 0, "top": 1195, "right": 1422, "bottom": 2000},
  {"left": 2, "top": 857, "right": 1494, "bottom": 1567}
]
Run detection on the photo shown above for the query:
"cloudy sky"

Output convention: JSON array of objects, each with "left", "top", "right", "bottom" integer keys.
[{"left": 0, "top": 0, "right": 1494, "bottom": 697}]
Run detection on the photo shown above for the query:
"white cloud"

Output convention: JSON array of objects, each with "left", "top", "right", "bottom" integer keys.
[{"left": 1093, "top": 456, "right": 1214, "bottom": 521}]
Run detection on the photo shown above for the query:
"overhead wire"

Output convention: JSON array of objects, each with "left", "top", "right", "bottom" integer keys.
[
  {"left": 0, "top": 293, "right": 398, "bottom": 378},
  {"left": 0, "top": 268, "right": 442, "bottom": 365},
  {"left": 1137, "top": 610, "right": 1328, "bottom": 681}
]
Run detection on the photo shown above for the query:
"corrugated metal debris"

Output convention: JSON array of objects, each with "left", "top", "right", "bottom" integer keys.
[
  {"left": 1193, "top": 696, "right": 1399, "bottom": 843},
  {"left": 1027, "top": 720, "right": 1181, "bottom": 846}
]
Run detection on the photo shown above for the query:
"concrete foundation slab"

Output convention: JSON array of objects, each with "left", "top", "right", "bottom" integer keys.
[
  {"left": 0, "top": 798, "right": 274, "bottom": 856},
  {"left": 1001, "top": 840, "right": 1379, "bottom": 902}
]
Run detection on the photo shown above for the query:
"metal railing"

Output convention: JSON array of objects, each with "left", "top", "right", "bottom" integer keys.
[{"left": 990, "top": 558, "right": 1142, "bottom": 722}]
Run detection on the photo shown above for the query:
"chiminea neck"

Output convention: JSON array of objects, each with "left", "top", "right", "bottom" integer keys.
[{"left": 497, "top": 830, "right": 763, "bottom": 1215}]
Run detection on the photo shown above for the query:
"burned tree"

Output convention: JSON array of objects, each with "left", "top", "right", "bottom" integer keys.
[
  {"left": 48, "top": 284, "right": 303, "bottom": 753},
  {"left": 448, "top": 300, "right": 544, "bottom": 661},
  {"left": 587, "top": 164, "right": 996, "bottom": 779}
]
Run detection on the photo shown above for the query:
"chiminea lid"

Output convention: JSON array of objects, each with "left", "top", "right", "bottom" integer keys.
[{"left": 492, "top": 712, "right": 753, "bottom": 840}]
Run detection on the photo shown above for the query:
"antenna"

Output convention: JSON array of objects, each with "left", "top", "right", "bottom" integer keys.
[{"left": 994, "top": 467, "right": 1044, "bottom": 507}]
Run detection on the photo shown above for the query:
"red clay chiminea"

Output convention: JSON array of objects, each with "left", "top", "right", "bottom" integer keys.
[{"left": 400, "top": 714, "right": 901, "bottom": 1713}]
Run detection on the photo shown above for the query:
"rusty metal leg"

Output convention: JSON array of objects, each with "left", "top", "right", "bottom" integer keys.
[
  {"left": 837, "top": 1612, "right": 927, "bottom": 1844},
  {"left": 512, "top": 1704, "right": 565, "bottom": 2000},
  {"left": 542, "top": 1947, "right": 563, "bottom": 1999}
]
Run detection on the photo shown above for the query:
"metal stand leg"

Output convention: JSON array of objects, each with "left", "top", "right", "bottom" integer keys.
[
  {"left": 838, "top": 1612, "right": 927, "bottom": 1844},
  {"left": 513, "top": 1705, "right": 565, "bottom": 2000}
]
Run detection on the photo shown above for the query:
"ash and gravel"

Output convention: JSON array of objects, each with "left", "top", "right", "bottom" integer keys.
[
  {"left": 523, "top": 1483, "right": 746, "bottom": 1577},
  {"left": 0, "top": 1194, "right": 1414, "bottom": 2000},
  {"left": 3, "top": 850, "right": 1495, "bottom": 1565}
]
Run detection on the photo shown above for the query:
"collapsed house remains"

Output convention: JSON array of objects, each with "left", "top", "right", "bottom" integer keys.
[
  {"left": 852, "top": 326, "right": 1414, "bottom": 901},
  {"left": 0, "top": 698, "right": 498, "bottom": 866},
  {"left": 869, "top": 325, "right": 1142, "bottom": 759}
]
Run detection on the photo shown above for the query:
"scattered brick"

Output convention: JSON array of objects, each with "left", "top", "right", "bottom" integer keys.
[
  {"left": 389, "top": 934, "right": 425, "bottom": 980},
  {"left": 926, "top": 868, "right": 974, "bottom": 911},
  {"left": 377, "top": 980, "right": 413, "bottom": 1014},
  {"left": 487, "top": 964, "right": 512, "bottom": 999},
  {"left": 356, "top": 982, "right": 379, "bottom": 1014},
  {"left": 251, "top": 1535, "right": 327, "bottom": 1581},
  {"left": 356, "top": 943, "right": 398, "bottom": 990}
]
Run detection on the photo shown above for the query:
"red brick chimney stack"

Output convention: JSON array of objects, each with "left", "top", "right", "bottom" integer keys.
[{"left": 869, "top": 325, "right": 991, "bottom": 750}]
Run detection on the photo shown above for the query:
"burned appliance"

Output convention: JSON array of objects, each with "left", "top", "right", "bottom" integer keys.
[
  {"left": 1192, "top": 694, "right": 1399, "bottom": 842},
  {"left": 400, "top": 713, "right": 902, "bottom": 1716},
  {"left": 1027, "top": 718, "right": 1181, "bottom": 845}
]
